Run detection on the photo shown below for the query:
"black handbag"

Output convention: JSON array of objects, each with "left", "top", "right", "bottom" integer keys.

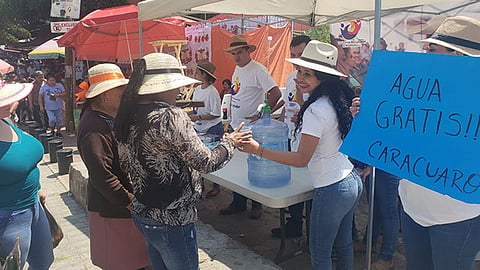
[
  {"left": 41, "top": 201, "right": 64, "bottom": 249},
  {"left": 0, "top": 236, "right": 20, "bottom": 270}
]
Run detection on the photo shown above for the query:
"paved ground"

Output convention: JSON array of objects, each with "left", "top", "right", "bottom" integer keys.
[
  {"left": 38, "top": 133, "right": 280, "bottom": 270},
  {"left": 35, "top": 129, "right": 480, "bottom": 270}
]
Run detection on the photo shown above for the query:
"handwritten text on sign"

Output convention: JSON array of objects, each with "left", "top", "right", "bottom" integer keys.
[{"left": 340, "top": 50, "right": 480, "bottom": 204}]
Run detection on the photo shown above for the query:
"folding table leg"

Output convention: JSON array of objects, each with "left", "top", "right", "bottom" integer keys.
[
  {"left": 305, "top": 200, "right": 311, "bottom": 246},
  {"left": 274, "top": 208, "right": 287, "bottom": 263}
]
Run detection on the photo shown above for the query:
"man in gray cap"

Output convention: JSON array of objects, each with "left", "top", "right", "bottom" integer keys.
[{"left": 28, "top": 70, "right": 47, "bottom": 128}]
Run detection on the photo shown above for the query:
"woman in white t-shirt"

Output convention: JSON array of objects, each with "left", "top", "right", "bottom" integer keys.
[
  {"left": 189, "top": 60, "right": 222, "bottom": 136},
  {"left": 240, "top": 40, "right": 362, "bottom": 269},
  {"left": 189, "top": 60, "right": 223, "bottom": 197}
]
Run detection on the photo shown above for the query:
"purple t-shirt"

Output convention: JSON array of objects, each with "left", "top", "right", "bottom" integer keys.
[{"left": 39, "top": 83, "right": 65, "bottom": 110}]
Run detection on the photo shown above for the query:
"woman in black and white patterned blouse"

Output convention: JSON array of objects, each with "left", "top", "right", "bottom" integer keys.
[{"left": 114, "top": 53, "right": 249, "bottom": 270}]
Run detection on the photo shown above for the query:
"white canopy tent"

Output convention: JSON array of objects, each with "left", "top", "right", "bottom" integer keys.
[
  {"left": 137, "top": 0, "right": 466, "bottom": 51},
  {"left": 138, "top": 0, "right": 453, "bottom": 25}
]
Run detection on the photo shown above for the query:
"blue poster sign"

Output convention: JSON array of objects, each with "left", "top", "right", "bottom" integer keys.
[{"left": 340, "top": 50, "right": 480, "bottom": 204}]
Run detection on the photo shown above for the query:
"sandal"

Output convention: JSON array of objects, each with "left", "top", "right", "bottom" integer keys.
[{"left": 206, "top": 188, "right": 220, "bottom": 198}]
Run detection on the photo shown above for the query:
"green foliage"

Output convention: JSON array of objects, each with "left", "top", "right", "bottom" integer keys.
[
  {"left": 302, "top": 25, "right": 331, "bottom": 43},
  {"left": 0, "top": 23, "right": 31, "bottom": 44}
]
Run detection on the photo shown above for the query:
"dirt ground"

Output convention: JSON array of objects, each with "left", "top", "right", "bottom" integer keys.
[
  {"left": 197, "top": 180, "right": 407, "bottom": 270},
  {"left": 39, "top": 125, "right": 478, "bottom": 270}
]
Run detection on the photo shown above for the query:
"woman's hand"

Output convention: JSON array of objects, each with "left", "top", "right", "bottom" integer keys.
[
  {"left": 224, "top": 122, "right": 252, "bottom": 149},
  {"left": 356, "top": 166, "right": 371, "bottom": 182},
  {"left": 38, "top": 189, "right": 47, "bottom": 204},
  {"left": 237, "top": 137, "right": 261, "bottom": 156},
  {"left": 290, "top": 110, "right": 299, "bottom": 123},
  {"left": 188, "top": 114, "right": 200, "bottom": 122},
  {"left": 349, "top": 97, "right": 361, "bottom": 117}
]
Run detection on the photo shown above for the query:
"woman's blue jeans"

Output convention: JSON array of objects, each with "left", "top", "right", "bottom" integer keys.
[
  {"left": 363, "top": 170, "right": 400, "bottom": 261},
  {"left": 133, "top": 215, "right": 199, "bottom": 270},
  {"left": 401, "top": 208, "right": 480, "bottom": 270},
  {"left": 0, "top": 200, "right": 54, "bottom": 270},
  {"left": 309, "top": 170, "right": 362, "bottom": 270}
]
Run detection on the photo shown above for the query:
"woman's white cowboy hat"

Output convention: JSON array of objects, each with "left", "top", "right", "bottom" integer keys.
[
  {"left": 138, "top": 53, "right": 200, "bottom": 95},
  {"left": 224, "top": 35, "right": 257, "bottom": 53},
  {"left": 287, "top": 40, "right": 347, "bottom": 77},
  {"left": 0, "top": 83, "right": 33, "bottom": 107},
  {"left": 421, "top": 16, "right": 480, "bottom": 56},
  {"left": 407, "top": 15, "right": 446, "bottom": 36},
  {"left": 86, "top": 63, "right": 129, "bottom": 98},
  {"left": 196, "top": 60, "right": 217, "bottom": 80}
]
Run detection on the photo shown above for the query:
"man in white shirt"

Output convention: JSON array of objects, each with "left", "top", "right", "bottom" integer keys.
[{"left": 219, "top": 35, "right": 282, "bottom": 219}]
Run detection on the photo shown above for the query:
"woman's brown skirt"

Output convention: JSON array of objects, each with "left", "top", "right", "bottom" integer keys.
[{"left": 88, "top": 212, "right": 150, "bottom": 270}]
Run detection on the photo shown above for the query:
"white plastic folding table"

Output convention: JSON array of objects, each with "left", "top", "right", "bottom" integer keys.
[{"left": 203, "top": 151, "right": 314, "bottom": 262}]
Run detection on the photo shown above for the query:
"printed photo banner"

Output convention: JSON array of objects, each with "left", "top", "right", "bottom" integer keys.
[
  {"left": 341, "top": 50, "right": 480, "bottom": 204},
  {"left": 184, "top": 25, "right": 212, "bottom": 78}
]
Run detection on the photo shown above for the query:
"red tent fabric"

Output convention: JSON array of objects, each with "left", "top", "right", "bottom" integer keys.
[
  {"left": 0, "top": 59, "right": 14, "bottom": 74},
  {"left": 58, "top": 5, "right": 185, "bottom": 62}
]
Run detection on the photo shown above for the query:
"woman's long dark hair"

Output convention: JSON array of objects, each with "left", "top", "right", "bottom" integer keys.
[
  {"left": 294, "top": 71, "right": 354, "bottom": 140},
  {"left": 114, "top": 59, "right": 147, "bottom": 143}
]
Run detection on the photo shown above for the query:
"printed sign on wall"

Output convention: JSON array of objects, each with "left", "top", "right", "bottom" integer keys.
[
  {"left": 50, "top": 21, "right": 78, "bottom": 33},
  {"left": 341, "top": 50, "right": 480, "bottom": 204},
  {"left": 50, "top": 0, "right": 81, "bottom": 19}
]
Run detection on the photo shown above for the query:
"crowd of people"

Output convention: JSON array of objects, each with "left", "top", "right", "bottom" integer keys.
[
  {"left": 1, "top": 58, "right": 67, "bottom": 136},
  {"left": 0, "top": 15, "right": 479, "bottom": 270}
]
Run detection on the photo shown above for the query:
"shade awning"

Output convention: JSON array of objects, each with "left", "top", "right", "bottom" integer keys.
[
  {"left": 137, "top": 0, "right": 452, "bottom": 25},
  {"left": 28, "top": 36, "right": 65, "bottom": 59}
]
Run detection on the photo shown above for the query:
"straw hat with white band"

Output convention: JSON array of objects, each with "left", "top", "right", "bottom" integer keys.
[
  {"left": 421, "top": 16, "right": 480, "bottom": 56},
  {"left": 0, "top": 83, "right": 33, "bottom": 108},
  {"left": 86, "top": 63, "right": 129, "bottom": 99},
  {"left": 138, "top": 53, "right": 200, "bottom": 95},
  {"left": 287, "top": 40, "right": 347, "bottom": 78}
]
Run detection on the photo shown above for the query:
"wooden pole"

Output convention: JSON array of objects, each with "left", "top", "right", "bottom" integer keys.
[{"left": 64, "top": 46, "right": 75, "bottom": 134}]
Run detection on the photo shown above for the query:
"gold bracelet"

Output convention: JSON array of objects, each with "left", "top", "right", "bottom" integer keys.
[{"left": 259, "top": 146, "right": 265, "bottom": 158}]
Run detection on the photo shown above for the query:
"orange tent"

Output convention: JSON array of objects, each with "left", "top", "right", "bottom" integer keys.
[{"left": 210, "top": 23, "right": 294, "bottom": 91}]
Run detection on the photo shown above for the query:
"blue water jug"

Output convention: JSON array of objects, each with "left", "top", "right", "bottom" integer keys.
[{"left": 248, "top": 100, "right": 291, "bottom": 188}]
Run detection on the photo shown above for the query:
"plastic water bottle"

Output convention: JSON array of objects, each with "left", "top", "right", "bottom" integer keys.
[
  {"left": 248, "top": 99, "right": 291, "bottom": 188},
  {"left": 284, "top": 101, "right": 300, "bottom": 138}
]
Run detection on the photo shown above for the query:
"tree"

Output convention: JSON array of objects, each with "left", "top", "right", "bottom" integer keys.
[
  {"left": 0, "top": 0, "right": 49, "bottom": 44},
  {"left": 303, "top": 25, "right": 331, "bottom": 43}
]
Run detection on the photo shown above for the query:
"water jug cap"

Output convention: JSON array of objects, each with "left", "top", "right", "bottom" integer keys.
[{"left": 261, "top": 99, "right": 271, "bottom": 114}]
